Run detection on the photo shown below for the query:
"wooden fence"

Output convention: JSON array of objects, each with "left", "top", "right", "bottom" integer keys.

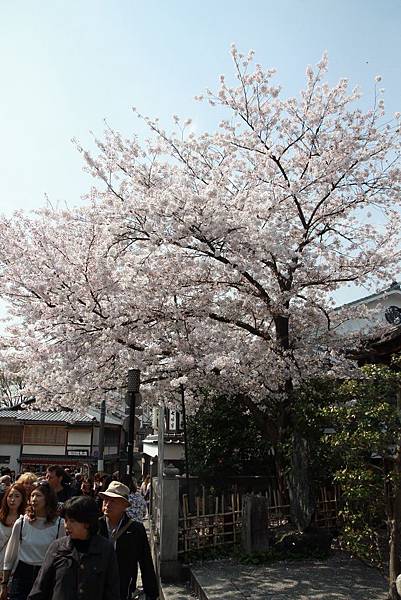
[{"left": 178, "top": 484, "right": 341, "bottom": 556}]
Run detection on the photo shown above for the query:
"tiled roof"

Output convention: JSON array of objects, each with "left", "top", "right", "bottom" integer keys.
[
  {"left": 338, "top": 281, "right": 401, "bottom": 310},
  {"left": 143, "top": 433, "right": 184, "bottom": 445},
  {"left": 0, "top": 410, "right": 96, "bottom": 425},
  {"left": 86, "top": 408, "right": 122, "bottom": 426}
]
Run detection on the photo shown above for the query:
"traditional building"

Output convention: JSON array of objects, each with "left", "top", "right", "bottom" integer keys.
[
  {"left": 0, "top": 408, "right": 123, "bottom": 474},
  {"left": 141, "top": 407, "right": 185, "bottom": 477},
  {"left": 340, "top": 281, "right": 401, "bottom": 364}
]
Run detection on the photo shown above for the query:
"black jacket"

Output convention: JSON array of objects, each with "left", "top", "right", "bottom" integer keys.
[
  {"left": 27, "top": 534, "right": 120, "bottom": 600},
  {"left": 98, "top": 514, "right": 158, "bottom": 600},
  {"left": 57, "top": 485, "right": 72, "bottom": 503}
]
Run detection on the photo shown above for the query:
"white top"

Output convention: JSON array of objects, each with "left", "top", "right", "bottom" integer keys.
[
  {"left": 0, "top": 522, "right": 13, "bottom": 567},
  {"left": 4, "top": 514, "right": 65, "bottom": 569}
]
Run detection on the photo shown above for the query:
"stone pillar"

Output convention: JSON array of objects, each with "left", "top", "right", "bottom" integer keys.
[
  {"left": 159, "top": 463, "right": 181, "bottom": 582},
  {"left": 242, "top": 494, "right": 270, "bottom": 554}
]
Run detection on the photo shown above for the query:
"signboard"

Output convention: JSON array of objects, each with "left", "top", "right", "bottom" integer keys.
[
  {"left": 169, "top": 410, "right": 177, "bottom": 431},
  {"left": 67, "top": 449, "right": 89, "bottom": 457}
]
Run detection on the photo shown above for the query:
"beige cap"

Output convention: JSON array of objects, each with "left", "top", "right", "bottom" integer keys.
[{"left": 99, "top": 481, "right": 130, "bottom": 505}]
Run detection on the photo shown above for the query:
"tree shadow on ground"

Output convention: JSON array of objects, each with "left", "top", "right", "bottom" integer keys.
[{"left": 191, "top": 553, "right": 388, "bottom": 599}]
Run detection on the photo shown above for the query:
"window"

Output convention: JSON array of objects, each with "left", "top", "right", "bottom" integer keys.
[
  {"left": 0, "top": 425, "right": 23, "bottom": 444},
  {"left": 24, "top": 425, "right": 66, "bottom": 446},
  {"left": 104, "top": 429, "right": 120, "bottom": 446}
]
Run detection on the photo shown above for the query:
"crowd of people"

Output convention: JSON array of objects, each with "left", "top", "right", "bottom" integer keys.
[{"left": 0, "top": 466, "right": 156, "bottom": 600}]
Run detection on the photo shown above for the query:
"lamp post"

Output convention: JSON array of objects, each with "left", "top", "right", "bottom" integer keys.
[
  {"left": 180, "top": 384, "right": 190, "bottom": 499},
  {"left": 126, "top": 368, "right": 140, "bottom": 476},
  {"left": 97, "top": 398, "right": 106, "bottom": 473}
]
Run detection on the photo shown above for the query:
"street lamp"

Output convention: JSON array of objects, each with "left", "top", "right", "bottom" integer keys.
[
  {"left": 126, "top": 368, "right": 140, "bottom": 476},
  {"left": 97, "top": 398, "right": 106, "bottom": 473}
]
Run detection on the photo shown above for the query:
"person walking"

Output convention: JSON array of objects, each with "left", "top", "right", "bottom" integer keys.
[
  {"left": 94, "top": 475, "right": 113, "bottom": 515},
  {"left": 0, "top": 481, "right": 65, "bottom": 600},
  {"left": 68, "top": 473, "right": 82, "bottom": 497},
  {"left": 79, "top": 479, "right": 93, "bottom": 498},
  {"left": 98, "top": 481, "right": 158, "bottom": 600},
  {"left": 27, "top": 496, "right": 120, "bottom": 600},
  {"left": 45, "top": 467, "right": 71, "bottom": 504},
  {"left": 0, "top": 477, "right": 12, "bottom": 503},
  {"left": 121, "top": 476, "right": 147, "bottom": 522},
  {"left": 16, "top": 474, "right": 38, "bottom": 502},
  {"left": 0, "top": 483, "right": 27, "bottom": 567},
  {"left": 140, "top": 475, "right": 150, "bottom": 497}
]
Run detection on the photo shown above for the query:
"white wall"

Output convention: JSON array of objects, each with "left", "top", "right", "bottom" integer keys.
[
  {"left": 22, "top": 445, "right": 65, "bottom": 456},
  {"left": 0, "top": 444, "right": 20, "bottom": 472},
  {"left": 142, "top": 441, "right": 184, "bottom": 460},
  {"left": 338, "top": 291, "right": 401, "bottom": 335},
  {"left": 67, "top": 429, "right": 91, "bottom": 445}
]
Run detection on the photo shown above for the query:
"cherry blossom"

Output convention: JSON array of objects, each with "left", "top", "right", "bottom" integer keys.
[{"left": 0, "top": 48, "right": 400, "bottom": 527}]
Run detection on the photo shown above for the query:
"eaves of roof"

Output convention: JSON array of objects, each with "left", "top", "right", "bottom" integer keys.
[
  {"left": 0, "top": 411, "right": 96, "bottom": 425},
  {"left": 337, "top": 282, "right": 401, "bottom": 310},
  {"left": 347, "top": 324, "right": 401, "bottom": 361}
]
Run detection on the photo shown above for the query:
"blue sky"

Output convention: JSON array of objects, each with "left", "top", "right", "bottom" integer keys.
[{"left": 0, "top": 0, "right": 400, "bottom": 302}]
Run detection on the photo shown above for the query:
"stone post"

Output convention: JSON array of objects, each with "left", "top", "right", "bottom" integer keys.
[
  {"left": 159, "top": 463, "right": 181, "bottom": 582},
  {"left": 242, "top": 494, "right": 270, "bottom": 554}
]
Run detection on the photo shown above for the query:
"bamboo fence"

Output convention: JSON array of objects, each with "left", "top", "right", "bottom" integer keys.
[{"left": 178, "top": 484, "right": 341, "bottom": 556}]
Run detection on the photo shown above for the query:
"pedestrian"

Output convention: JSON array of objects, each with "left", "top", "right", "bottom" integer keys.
[
  {"left": 0, "top": 481, "right": 65, "bottom": 600},
  {"left": 121, "top": 475, "right": 147, "bottom": 522},
  {"left": 69, "top": 473, "right": 82, "bottom": 497},
  {"left": 94, "top": 475, "right": 113, "bottom": 515},
  {"left": 16, "top": 474, "right": 38, "bottom": 502},
  {"left": 0, "top": 476, "right": 12, "bottom": 500},
  {"left": 0, "top": 483, "right": 27, "bottom": 567},
  {"left": 45, "top": 467, "right": 71, "bottom": 504},
  {"left": 140, "top": 475, "right": 150, "bottom": 497},
  {"left": 27, "top": 496, "right": 120, "bottom": 600},
  {"left": 92, "top": 472, "right": 102, "bottom": 496},
  {"left": 80, "top": 479, "right": 93, "bottom": 498},
  {"left": 98, "top": 481, "right": 158, "bottom": 600}
]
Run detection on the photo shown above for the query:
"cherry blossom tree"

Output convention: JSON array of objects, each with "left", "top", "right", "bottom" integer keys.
[
  {"left": 0, "top": 370, "right": 27, "bottom": 408},
  {"left": 0, "top": 48, "right": 400, "bottom": 528}
]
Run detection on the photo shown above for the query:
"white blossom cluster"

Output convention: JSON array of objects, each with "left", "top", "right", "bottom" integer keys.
[{"left": 0, "top": 49, "right": 400, "bottom": 414}]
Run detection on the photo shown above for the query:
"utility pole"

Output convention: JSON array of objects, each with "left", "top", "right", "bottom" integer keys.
[
  {"left": 127, "top": 368, "right": 140, "bottom": 476},
  {"left": 97, "top": 398, "right": 106, "bottom": 472},
  {"left": 180, "top": 384, "right": 190, "bottom": 499}
]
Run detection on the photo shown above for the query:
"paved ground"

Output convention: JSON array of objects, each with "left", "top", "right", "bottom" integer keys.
[{"left": 190, "top": 553, "right": 389, "bottom": 599}]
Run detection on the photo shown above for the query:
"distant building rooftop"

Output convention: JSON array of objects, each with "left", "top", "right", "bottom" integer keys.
[
  {"left": 339, "top": 281, "right": 401, "bottom": 310},
  {"left": 0, "top": 409, "right": 121, "bottom": 426}
]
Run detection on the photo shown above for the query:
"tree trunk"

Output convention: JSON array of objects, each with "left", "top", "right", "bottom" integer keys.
[
  {"left": 287, "top": 429, "right": 315, "bottom": 532},
  {"left": 273, "top": 315, "right": 314, "bottom": 531},
  {"left": 389, "top": 387, "right": 401, "bottom": 600},
  {"left": 388, "top": 447, "right": 401, "bottom": 600}
]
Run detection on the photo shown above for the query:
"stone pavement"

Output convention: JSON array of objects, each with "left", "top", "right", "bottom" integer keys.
[{"left": 190, "top": 553, "right": 388, "bottom": 599}]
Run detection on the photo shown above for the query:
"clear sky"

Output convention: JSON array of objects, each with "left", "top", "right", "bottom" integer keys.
[{"left": 0, "top": 0, "right": 400, "bottom": 303}]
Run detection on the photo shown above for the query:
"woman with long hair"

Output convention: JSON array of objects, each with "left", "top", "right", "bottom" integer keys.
[
  {"left": 16, "top": 474, "right": 38, "bottom": 503},
  {"left": 140, "top": 474, "right": 150, "bottom": 496},
  {"left": 0, "top": 481, "right": 65, "bottom": 600},
  {"left": 27, "top": 496, "right": 119, "bottom": 600},
  {"left": 0, "top": 484, "right": 26, "bottom": 567}
]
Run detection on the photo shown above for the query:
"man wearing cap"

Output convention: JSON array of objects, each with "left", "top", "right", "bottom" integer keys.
[{"left": 98, "top": 481, "right": 159, "bottom": 600}]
